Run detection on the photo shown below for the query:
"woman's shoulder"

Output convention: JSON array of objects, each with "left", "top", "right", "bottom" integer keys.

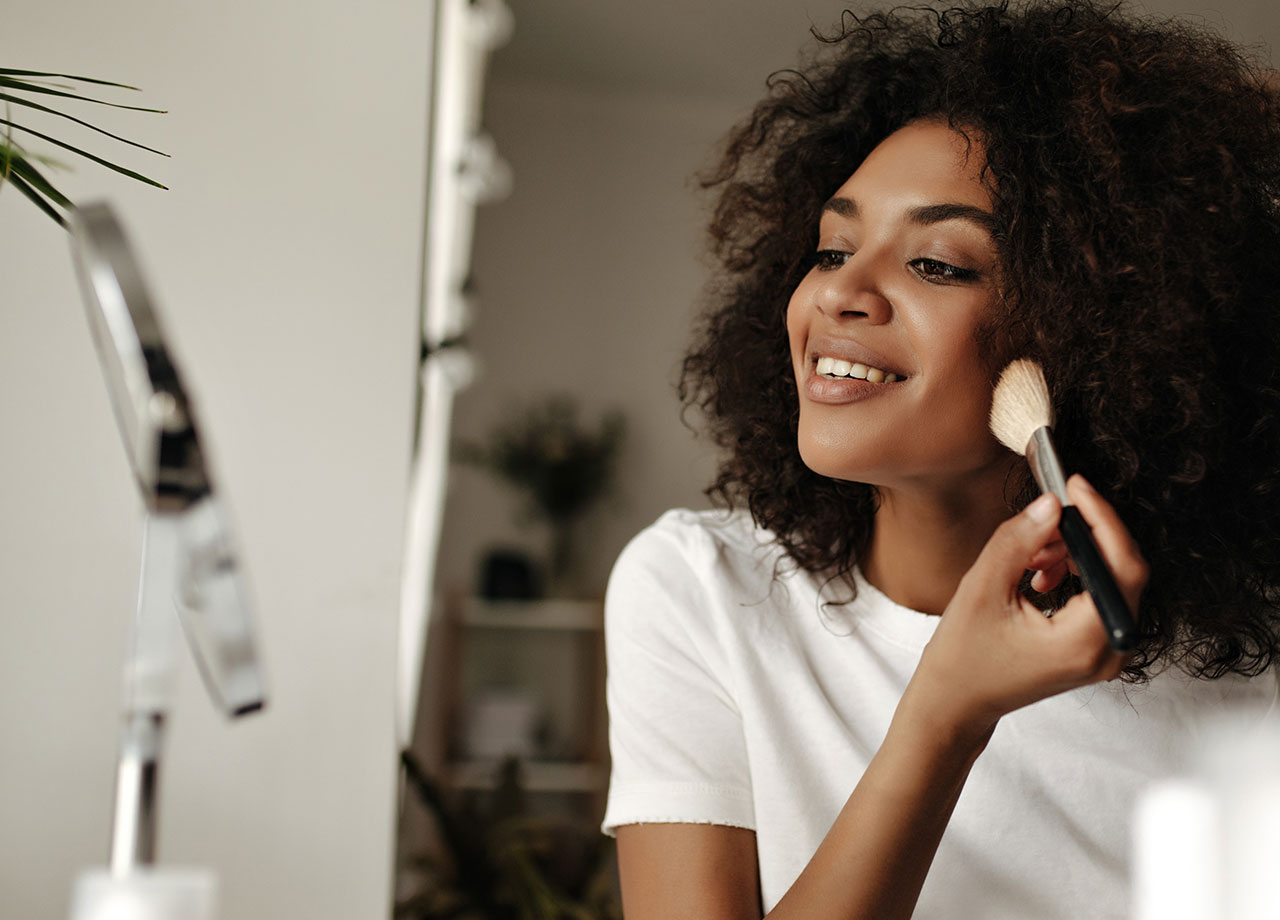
[
  {"left": 1065, "top": 662, "right": 1280, "bottom": 760},
  {"left": 641, "top": 506, "right": 771, "bottom": 548},
  {"left": 605, "top": 507, "right": 799, "bottom": 626},
  {"left": 1146, "top": 663, "right": 1280, "bottom": 725},
  {"left": 613, "top": 507, "right": 784, "bottom": 582}
]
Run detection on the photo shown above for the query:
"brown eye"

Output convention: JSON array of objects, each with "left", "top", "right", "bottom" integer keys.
[
  {"left": 910, "top": 258, "right": 979, "bottom": 282},
  {"left": 814, "top": 249, "right": 851, "bottom": 271}
]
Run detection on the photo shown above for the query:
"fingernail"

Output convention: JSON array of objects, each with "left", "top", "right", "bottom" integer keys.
[
  {"left": 1027, "top": 493, "right": 1057, "bottom": 523},
  {"left": 1076, "top": 474, "right": 1097, "bottom": 494}
]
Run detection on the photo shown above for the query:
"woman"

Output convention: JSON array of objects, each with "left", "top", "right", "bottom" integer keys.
[{"left": 602, "top": 2, "right": 1280, "bottom": 918}]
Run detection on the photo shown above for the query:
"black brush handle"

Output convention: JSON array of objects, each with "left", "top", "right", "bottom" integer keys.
[{"left": 1058, "top": 505, "right": 1137, "bottom": 652}]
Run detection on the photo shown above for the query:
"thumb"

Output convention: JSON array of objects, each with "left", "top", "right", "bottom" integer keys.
[{"left": 971, "top": 492, "right": 1062, "bottom": 588}]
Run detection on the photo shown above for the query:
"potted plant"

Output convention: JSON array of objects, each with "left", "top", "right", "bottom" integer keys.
[
  {"left": 458, "top": 396, "right": 625, "bottom": 596},
  {"left": 397, "top": 751, "right": 622, "bottom": 920}
]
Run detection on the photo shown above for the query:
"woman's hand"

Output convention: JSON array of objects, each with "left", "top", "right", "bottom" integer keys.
[{"left": 907, "top": 474, "right": 1149, "bottom": 739}]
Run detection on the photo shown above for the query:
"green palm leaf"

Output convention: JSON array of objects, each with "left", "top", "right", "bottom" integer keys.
[
  {"left": 0, "top": 76, "right": 167, "bottom": 114},
  {"left": 1, "top": 118, "right": 167, "bottom": 188},
  {"left": 5, "top": 149, "right": 72, "bottom": 208},
  {"left": 0, "top": 66, "right": 166, "bottom": 226},
  {"left": 0, "top": 68, "right": 143, "bottom": 90},
  {"left": 4, "top": 168, "right": 66, "bottom": 226},
  {"left": 0, "top": 93, "right": 168, "bottom": 156}
]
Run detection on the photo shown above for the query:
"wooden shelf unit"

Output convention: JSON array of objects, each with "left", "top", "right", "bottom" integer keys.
[
  {"left": 458, "top": 597, "right": 603, "bottom": 632},
  {"left": 448, "top": 758, "right": 607, "bottom": 793},
  {"left": 422, "top": 594, "right": 609, "bottom": 818}
]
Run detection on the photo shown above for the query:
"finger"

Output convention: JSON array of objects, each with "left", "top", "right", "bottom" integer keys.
[
  {"left": 1027, "top": 538, "right": 1069, "bottom": 572},
  {"left": 1065, "top": 475, "right": 1149, "bottom": 607},
  {"left": 1046, "top": 591, "right": 1131, "bottom": 680},
  {"left": 1028, "top": 538, "right": 1078, "bottom": 578},
  {"left": 1031, "top": 560, "right": 1069, "bottom": 593},
  {"left": 1065, "top": 475, "right": 1139, "bottom": 559},
  {"left": 969, "top": 492, "right": 1062, "bottom": 589}
]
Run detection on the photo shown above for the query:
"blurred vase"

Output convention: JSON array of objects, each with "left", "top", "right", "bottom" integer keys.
[{"left": 548, "top": 516, "right": 579, "bottom": 597}]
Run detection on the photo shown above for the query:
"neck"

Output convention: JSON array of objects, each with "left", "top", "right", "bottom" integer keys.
[{"left": 861, "top": 467, "right": 1017, "bottom": 616}]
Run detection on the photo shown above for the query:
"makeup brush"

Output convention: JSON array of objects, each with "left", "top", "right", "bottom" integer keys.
[{"left": 990, "top": 359, "right": 1137, "bottom": 652}]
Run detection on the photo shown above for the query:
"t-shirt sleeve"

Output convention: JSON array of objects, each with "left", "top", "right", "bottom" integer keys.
[{"left": 600, "top": 513, "right": 756, "bottom": 836}]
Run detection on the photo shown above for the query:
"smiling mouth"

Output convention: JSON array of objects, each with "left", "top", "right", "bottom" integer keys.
[{"left": 815, "top": 355, "right": 906, "bottom": 383}]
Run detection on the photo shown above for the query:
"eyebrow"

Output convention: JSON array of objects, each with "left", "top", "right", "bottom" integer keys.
[{"left": 821, "top": 196, "right": 999, "bottom": 235}]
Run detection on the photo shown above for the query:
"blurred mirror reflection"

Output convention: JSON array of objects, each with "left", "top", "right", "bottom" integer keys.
[
  {"left": 391, "top": 3, "right": 805, "bottom": 912},
  {"left": 392, "top": 0, "right": 1280, "bottom": 916}
]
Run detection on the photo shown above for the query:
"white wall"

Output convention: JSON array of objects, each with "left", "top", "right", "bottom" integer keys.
[
  {"left": 0, "top": 3, "right": 429, "bottom": 918},
  {"left": 1141, "top": 0, "right": 1280, "bottom": 41},
  {"left": 432, "top": 76, "right": 741, "bottom": 601}
]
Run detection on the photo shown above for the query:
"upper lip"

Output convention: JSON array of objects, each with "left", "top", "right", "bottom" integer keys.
[{"left": 806, "top": 334, "right": 910, "bottom": 379}]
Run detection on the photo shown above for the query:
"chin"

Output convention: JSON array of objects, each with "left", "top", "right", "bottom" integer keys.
[{"left": 796, "top": 436, "right": 880, "bottom": 487}]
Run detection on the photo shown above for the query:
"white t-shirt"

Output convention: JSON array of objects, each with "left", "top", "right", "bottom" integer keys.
[{"left": 602, "top": 508, "right": 1280, "bottom": 919}]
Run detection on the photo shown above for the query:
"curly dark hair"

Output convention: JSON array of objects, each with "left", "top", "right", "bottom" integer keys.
[{"left": 680, "top": 0, "right": 1280, "bottom": 680}]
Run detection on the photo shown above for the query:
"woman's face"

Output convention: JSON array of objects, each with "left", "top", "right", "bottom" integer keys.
[{"left": 786, "top": 119, "right": 1009, "bottom": 494}]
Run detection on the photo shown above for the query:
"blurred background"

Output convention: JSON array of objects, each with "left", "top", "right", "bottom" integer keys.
[{"left": 2, "top": 1, "right": 1278, "bottom": 918}]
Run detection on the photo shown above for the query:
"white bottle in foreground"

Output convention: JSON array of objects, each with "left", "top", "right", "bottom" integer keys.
[
  {"left": 1133, "top": 711, "right": 1280, "bottom": 920},
  {"left": 70, "top": 868, "right": 215, "bottom": 920}
]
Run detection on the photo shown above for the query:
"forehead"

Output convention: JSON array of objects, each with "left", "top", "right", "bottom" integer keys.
[{"left": 833, "top": 120, "right": 992, "bottom": 210}]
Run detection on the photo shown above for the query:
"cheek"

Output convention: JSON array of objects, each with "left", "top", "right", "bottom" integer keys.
[
  {"left": 920, "top": 388, "right": 998, "bottom": 455},
  {"left": 785, "top": 294, "right": 808, "bottom": 367},
  {"left": 902, "top": 309, "right": 1001, "bottom": 439},
  {"left": 919, "top": 343, "right": 1001, "bottom": 451}
]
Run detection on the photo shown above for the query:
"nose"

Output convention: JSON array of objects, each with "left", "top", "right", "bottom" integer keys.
[{"left": 812, "top": 254, "right": 892, "bottom": 324}]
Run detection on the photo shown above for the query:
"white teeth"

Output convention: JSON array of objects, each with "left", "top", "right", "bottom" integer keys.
[{"left": 815, "top": 355, "right": 903, "bottom": 382}]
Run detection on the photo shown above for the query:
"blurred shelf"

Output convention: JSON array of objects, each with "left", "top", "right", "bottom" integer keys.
[
  {"left": 449, "top": 759, "right": 607, "bottom": 793},
  {"left": 459, "top": 597, "right": 603, "bottom": 631},
  {"left": 421, "top": 594, "right": 609, "bottom": 820}
]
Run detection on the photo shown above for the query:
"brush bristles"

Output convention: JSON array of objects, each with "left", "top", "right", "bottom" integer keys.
[{"left": 989, "top": 359, "right": 1054, "bottom": 456}]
